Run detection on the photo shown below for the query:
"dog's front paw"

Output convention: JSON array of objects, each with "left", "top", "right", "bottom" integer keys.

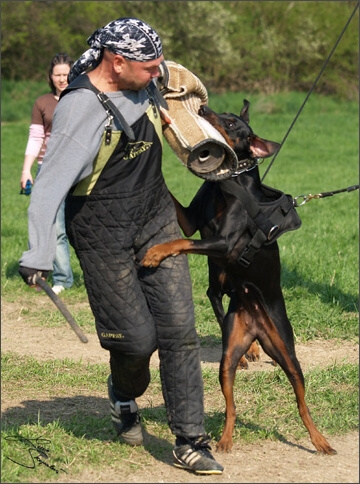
[
  {"left": 141, "top": 241, "right": 183, "bottom": 267},
  {"left": 141, "top": 246, "right": 163, "bottom": 267}
]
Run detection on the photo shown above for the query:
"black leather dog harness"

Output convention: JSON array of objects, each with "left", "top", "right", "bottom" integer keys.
[{"left": 220, "top": 178, "right": 302, "bottom": 267}]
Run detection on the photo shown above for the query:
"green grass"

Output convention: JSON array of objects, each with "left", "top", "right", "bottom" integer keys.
[
  {"left": 3, "top": 91, "right": 358, "bottom": 342},
  {"left": 1, "top": 87, "right": 358, "bottom": 482},
  {"left": 1, "top": 353, "right": 358, "bottom": 482},
  {"left": 2, "top": 80, "right": 50, "bottom": 123}
]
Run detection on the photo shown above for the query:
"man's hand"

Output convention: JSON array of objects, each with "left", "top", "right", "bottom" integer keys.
[
  {"left": 19, "top": 266, "right": 49, "bottom": 287},
  {"left": 160, "top": 107, "right": 172, "bottom": 126}
]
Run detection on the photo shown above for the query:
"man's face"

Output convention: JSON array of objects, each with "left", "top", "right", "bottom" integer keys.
[{"left": 118, "top": 55, "right": 164, "bottom": 91}]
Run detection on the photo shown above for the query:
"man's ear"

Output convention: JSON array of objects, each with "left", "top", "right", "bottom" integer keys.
[{"left": 113, "top": 54, "right": 126, "bottom": 73}]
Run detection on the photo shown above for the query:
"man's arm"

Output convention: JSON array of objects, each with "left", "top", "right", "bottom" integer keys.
[{"left": 19, "top": 90, "right": 106, "bottom": 275}]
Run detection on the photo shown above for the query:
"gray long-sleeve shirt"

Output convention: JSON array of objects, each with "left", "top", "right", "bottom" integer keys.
[{"left": 19, "top": 86, "right": 151, "bottom": 270}]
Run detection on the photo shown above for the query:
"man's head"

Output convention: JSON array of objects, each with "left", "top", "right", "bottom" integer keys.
[
  {"left": 68, "top": 18, "right": 163, "bottom": 84},
  {"left": 106, "top": 50, "right": 164, "bottom": 91}
]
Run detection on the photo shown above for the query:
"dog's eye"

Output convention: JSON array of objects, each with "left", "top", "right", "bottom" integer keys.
[{"left": 226, "top": 121, "right": 234, "bottom": 129}]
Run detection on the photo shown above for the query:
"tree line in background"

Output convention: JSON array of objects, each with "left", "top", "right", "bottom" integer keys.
[{"left": 1, "top": 1, "right": 358, "bottom": 99}]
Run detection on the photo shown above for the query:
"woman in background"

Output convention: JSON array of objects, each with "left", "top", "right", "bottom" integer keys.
[{"left": 20, "top": 53, "right": 74, "bottom": 295}]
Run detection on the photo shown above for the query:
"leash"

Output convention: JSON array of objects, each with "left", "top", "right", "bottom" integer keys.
[
  {"left": 293, "top": 184, "right": 359, "bottom": 207},
  {"left": 261, "top": 2, "right": 359, "bottom": 182}
]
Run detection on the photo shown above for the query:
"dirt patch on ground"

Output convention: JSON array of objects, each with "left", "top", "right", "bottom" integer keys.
[
  {"left": 1, "top": 298, "right": 359, "bottom": 483},
  {"left": 56, "top": 431, "right": 359, "bottom": 483},
  {"left": 1, "top": 300, "right": 358, "bottom": 371}
]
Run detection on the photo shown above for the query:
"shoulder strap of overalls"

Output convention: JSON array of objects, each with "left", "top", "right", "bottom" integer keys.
[{"left": 61, "top": 74, "right": 135, "bottom": 141}]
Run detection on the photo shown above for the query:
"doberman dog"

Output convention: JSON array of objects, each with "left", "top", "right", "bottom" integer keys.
[{"left": 141, "top": 101, "right": 336, "bottom": 456}]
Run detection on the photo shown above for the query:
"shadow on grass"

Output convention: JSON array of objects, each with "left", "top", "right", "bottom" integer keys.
[
  {"left": 2, "top": 396, "right": 174, "bottom": 467},
  {"left": 200, "top": 334, "right": 222, "bottom": 349},
  {"left": 2, "top": 395, "right": 318, "bottom": 463},
  {"left": 281, "top": 264, "right": 358, "bottom": 311}
]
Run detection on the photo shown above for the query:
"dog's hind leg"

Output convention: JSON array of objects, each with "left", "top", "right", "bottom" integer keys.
[
  {"left": 207, "top": 262, "right": 228, "bottom": 329},
  {"left": 243, "top": 284, "right": 337, "bottom": 455},
  {"left": 216, "top": 303, "right": 256, "bottom": 453},
  {"left": 207, "top": 263, "right": 259, "bottom": 369}
]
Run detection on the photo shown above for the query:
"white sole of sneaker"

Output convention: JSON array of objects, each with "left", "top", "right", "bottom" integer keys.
[{"left": 173, "top": 462, "right": 223, "bottom": 475}]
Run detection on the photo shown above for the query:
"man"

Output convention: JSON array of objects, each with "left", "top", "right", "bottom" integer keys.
[{"left": 19, "top": 17, "right": 224, "bottom": 475}]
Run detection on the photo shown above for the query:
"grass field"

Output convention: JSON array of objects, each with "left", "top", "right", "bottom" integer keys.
[{"left": 1, "top": 88, "right": 358, "bottom": 482}]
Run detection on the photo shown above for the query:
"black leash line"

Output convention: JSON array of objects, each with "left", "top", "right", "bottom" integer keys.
[
  {"left": 261, "top": 2, "right": 359, "bottom": 182},
  {"left": 293, "top": 184, "right": 359, "bottom": 207}
]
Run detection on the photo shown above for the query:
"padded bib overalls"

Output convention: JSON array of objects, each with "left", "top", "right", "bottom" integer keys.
[{"left": 64, "top": 77, "right": 206, "bottom": 438}]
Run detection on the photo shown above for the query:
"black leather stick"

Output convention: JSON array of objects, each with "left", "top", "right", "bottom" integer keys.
[{"left": 35, "top": 276, "right": 88, "bottom": 343}]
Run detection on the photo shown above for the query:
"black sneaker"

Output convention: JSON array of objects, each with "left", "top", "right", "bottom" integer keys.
[
  {"left": 173, "top": 435, "right": 224, "bottom": 475},
  {"left": 107, "top": 375, "right": 143, "bottom": 446}
]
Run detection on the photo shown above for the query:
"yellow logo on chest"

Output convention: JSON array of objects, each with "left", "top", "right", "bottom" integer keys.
[{"left": 124, "top": 141, "right": 153, "bottom": 160}]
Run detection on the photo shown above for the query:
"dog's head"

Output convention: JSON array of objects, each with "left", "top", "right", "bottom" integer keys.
[{"left": 198, "top": 100, "right": 280, "bottom": 161}]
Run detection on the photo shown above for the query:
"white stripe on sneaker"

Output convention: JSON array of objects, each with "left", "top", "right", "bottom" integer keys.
[{"left": 182, "top": 448, "right": 202, "bottom": 466}]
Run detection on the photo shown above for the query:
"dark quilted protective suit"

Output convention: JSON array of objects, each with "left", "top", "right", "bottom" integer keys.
[{"left": 65, "top": 99, "right": 206, "bottom": 438}]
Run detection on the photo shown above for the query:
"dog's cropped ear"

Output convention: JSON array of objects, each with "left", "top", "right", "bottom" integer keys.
[
  {"left": 250, "top": 136, "right": 281, "bottom": 158},
  {"left": 240, "top": 99, "right": 250, "bottom": 124}
]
